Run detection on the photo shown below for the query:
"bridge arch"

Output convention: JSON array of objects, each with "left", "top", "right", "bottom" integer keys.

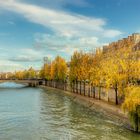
[{"left": 0, "top": 79, "right": 44, "bottom": 87}]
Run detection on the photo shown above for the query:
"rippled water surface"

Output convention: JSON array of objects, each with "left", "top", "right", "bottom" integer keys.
[{"left": 0, "top": 82, "right": 139, "bottom": 140}]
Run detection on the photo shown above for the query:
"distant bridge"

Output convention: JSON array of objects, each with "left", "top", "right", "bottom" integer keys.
[{"left": 0, "top": 79, "right": 44, "bottom": 87}]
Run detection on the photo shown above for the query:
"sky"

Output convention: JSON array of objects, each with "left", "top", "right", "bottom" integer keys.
[{"left": 0, "top": 0, "right": 140, "bottom": 72}]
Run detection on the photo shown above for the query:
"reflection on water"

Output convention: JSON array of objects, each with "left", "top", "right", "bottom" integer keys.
[
  {"left": 0, "top": 82, "right": 26, "bottom": 88},
  {"left": 0, "top": 83, "right": 139, "bottom": 140}
]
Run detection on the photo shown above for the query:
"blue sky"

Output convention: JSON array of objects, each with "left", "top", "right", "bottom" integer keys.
[{"left": 0, "top": 0, "right": 140, "bottom": 72}]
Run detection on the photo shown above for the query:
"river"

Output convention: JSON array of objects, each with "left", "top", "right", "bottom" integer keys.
[{"left": 0, "top": 82, "right": 139, "bottom": 140}]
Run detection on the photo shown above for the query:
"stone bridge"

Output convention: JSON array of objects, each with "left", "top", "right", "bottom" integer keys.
[{"left": 0, "top": 79, "right": 44, "bottom": 87}]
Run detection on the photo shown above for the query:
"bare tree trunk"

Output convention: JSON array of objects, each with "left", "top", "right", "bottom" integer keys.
[
  {"left": 115, "top": 86, "right": 118, "bottom": 105},
  {"left": 99, "top": 86, "right": 101, "bottom": 100},
  {"left": 107, "top": 91, "right": 109, "bottom": 102},
  {"left": 74, "top": 80, "right": 76, "bottom": 93},
  {"left": 76, "top": 80, "right": 78, "bottom": 93},
  {"left": 92, "top": 86, "right": 95, "bottom": 98},
  {"left": 73, "top": 81, "right": 75, "bottom": 93},
  {"left": 64, "top": 80, "right": 66, "bottom": 91},
  {"left": 55, "top": 80, "right": 56, "bottom": 88},
  {"left": 84, "top": 82, "right": 86, "bottom": 96},
  {"left": 88, "top": 83, "right": 90, "bottom": 97},
  {"left": 70, "top": 81, "right": 73, "bottom": 93},
  {"left": 80, "top": 81, "right": 82, "bottom": 95}
]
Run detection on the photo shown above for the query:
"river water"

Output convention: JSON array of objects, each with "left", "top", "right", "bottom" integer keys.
[{"left": 0, "top": 82, "right": 139, "bottom": 140}]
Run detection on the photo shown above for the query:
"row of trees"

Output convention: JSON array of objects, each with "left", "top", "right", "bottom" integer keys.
[
  {"left": 70, "top": 47, "right": 140, "bottom": 104},
  {"left": 4, "top": 56, "right": 67, "bottom": 82},
  {"left": 1, "top": 67, "right": 37, "bottom": 80}
]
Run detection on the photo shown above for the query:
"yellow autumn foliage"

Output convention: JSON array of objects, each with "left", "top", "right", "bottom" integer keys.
[
  {"left": 51, "top": 56, "right": 67, "bottom": 81},
  {"left": 122, "top": 86, "right": 140, "bottom": 113}
]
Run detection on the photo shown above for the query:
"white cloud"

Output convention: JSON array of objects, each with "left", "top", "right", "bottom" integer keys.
[
  {"left": 0, "top": 59, "right": 24, "bottom": 72},
  {"left": 58, "top": 45, "right": 78, "bottom": 55},
  {"left": 79, "top": 37, "right": 99, "bottom": 46},
  {"left": 103, "top": 29, "right": 122, "bottom": 38},
  {"left": 34, "top": 33, "right": 105, "bottom": 57},
  {"left": 8, "top": 48, "right": 43, "bottom": 62},
  {"left": 0, "top": 47, "right": 44, "bottom": 72},
  {"left": 36, "top": 33, "right": 93, "bottom": 45},
  {"left": 0, "top": 0, "right": 122, "bottom": 38}
]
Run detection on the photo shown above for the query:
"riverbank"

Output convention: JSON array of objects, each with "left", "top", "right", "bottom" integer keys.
[{"left": 40, "top": 85, "right": 130, "bottom": 129}]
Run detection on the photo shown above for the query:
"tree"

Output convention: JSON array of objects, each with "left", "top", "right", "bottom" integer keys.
[
  {"left": 52, "top": 56, "right": 67, "bottom": 82},
  {"left": 80, "top": 52, "right": 94, "bottom": 96},
  {"left": 70, "top": 51, "right": 94, "bottom": 95},
  {"left": 28, "top": 67, "right": 36, "bottom": 79},
  {"left": 100, "top": 47, "right": 139, "bottom": 104},
  {"left": 44, "top": 63, "right": 51, "bottom": 80},
  {"left": 39, "top": 68, "right": 45, "bottom": 79},
  {"left": 69, "top": 51, "right": 81, "bottom": 93},
  {"left": 90, "top": 48, "right": 104, "bottom": 99},
  {"left": 101, "top": 56, "right": 123, "bottom": 104},
  {"left": 15, "top": 71, "right": 24, "bottom": 79},
  {"left": 122, "top": 86, "right": 140, "bottom": 132}
]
